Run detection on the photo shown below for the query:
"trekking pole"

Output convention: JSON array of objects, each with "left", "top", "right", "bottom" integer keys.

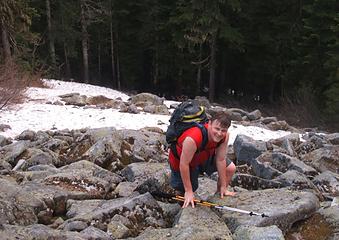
[{"left": 173, "top": 195, "right": 269, "bottom": 218}]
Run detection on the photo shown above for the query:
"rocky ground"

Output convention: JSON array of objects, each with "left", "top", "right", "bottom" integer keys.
[{"left": 0, "top": 93, "right": 338, "bottom": 240}]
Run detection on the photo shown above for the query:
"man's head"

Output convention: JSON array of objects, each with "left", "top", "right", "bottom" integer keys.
[
  {"left": 209, "top": 111, "right": 231, "bottom": 128},
  {"left": 208, "top": 111, "right": 231, "bottom": 142}
]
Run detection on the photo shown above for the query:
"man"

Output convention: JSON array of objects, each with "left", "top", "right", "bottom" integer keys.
[{"left": 168, "top": 111, "right": 236, "bottom": 208}]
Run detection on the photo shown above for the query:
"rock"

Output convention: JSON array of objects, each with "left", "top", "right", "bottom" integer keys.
[
  {"left": 16, "top": 130, "right": 37, "bottom": 141},
  {"left": 194, "top": 96, "right": 211, "bottom": 108},
  {"left": 12, "top": 159, "right": 27, "bottom": 171},
  {"left": 233, "top": 225, "right": 284, "bottom": 240},
  {"left": 318, "top": 205, "right": 339, "bottom": 240},
  {"left": 130, "top": 93, "right": 164, "bottom": 106},
  {"left": 252, "top": 153, "right": 283, "bottom": 179},
  {"left": 115, "top": 181, "right": 139, "bottom": 197},
  {"left": 211, "top": 188, "right": 319, "bottom": 233},
  {"left": 233, "top": 135, "right": 267, "bottom": 165},
  {"left": 44, "top": 160, "right": 122, "bottom": 198},
  {"left": 313, "top": 171, "right": 339, "bottom": 196},
  {"left": 63, "top": 193, "right": 163, "bottom": 234},
  {"left": 302, "top": 145, "right": 339, "bottom": 173},
  {"left": 121, "top": 162, "right": 168, "bottom": 182},
  {"left": 0, "top": 224, "right": 84, "bottom": 239},
  {"left": 82, "top": 134, "right": 123, "bottom": 169},
  {"left": 107, "top": 220, "right": 130, "bottom": 238},
  {"left": 228, "top": 108, "right": 249, "bottom": 117},
  {"left": 24, "top": 148, "right": 58, "bottom": 167},
  {"left": 0, "top": 135, "right": 11, "bottom": 147},
  {"left": 261, "top": 117, "right": 278, "bottom": 125},
  {"left": 326, "top": 133, "right": 339, "bottom": 145},
  {"left": 143, "top": 104, "right": 170, "bottom": 115},
  {"left": 195, "top": 176, "right": 217, "bottom": 201},
  {"left": 275, "top": 170, "right": 319, "bottom": 192},
  {"left": 119, "top": 129, "right": 166, "bottom": 164},
  {"left": 266, "top": 120, "right": 290, "bottom": 131},
  {"left": 80, "top": 226, "right": 113, "bottom": 240},
  {"left": 0, "top": 140, "right": 31, "bottom": 166},
  {"left": 271, "top": 152, "right": 318, "bottom": 176},
  {"left": 60, "top": 93, "right": 87, "bottom": 106},
  {"left": 0, "top": 124, "right": 11, "bottom": 132},
  {"left": 62, "top": 220, "right": 88, "bottom": 231},
  {"left": 247, "top": 109, "right": 262, "bottom": 121},
  {"left": 231, "top": 173, "right": 282, "bottom": 190},
  {"left": 133, "top": 206, "right": 232, "bottom": 240}
]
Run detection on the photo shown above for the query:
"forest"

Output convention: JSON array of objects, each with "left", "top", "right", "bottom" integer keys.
[{"left": 0, "top": 0, "right": 338, "bottom": 129}]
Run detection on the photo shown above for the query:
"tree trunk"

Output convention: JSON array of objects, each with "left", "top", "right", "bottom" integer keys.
[
  {"left": 110, "top": 5, "right": 116, "bottom": 88},
  {"left": 209, "top": 32, "right": 217, "bottom": 103},
  {"left": 63, "top": 42, "right": 71, "bottom": 80},
  {"left": 196, "top": 43, "right": 203, "bottom": 95},
  {"left": 1, "top": 23, "right": 11, "bottom": 62},
  {"left": 98, "top": 41, "right": 101, "bottom": 82},
  {"left": 153, "top": 37, "right": 159, "bottom": 88},
  {"left": 80, "top": 0, "right": 89, "bottom": 83},
  {"left": 46, "top": 0, "right": 57, "bottom": 76},
  {"left": 116, "top": 29, "right": 121, "bottom": 90}
]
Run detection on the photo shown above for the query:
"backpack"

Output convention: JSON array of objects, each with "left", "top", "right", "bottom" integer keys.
[{"left": 166, "top": 100, "right": 209, "bottom": 159}]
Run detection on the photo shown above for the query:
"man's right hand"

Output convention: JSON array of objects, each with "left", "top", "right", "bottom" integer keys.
[{"left": 182, "top": 191, "right": 195, "bottom": 208}]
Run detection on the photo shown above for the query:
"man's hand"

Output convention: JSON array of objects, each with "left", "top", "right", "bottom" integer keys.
[
  {"left": 219, "top": 185, "right": 236, "bottom": 198},
  {"left": 182, "top": 191, "right": 195, "bottom": 208}
]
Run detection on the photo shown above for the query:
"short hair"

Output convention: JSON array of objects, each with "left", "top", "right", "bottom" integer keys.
[{"left": 210, "top": 111, "right": 231, "bottom": 128}]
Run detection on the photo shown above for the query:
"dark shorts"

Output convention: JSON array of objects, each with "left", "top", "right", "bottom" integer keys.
[{"left": 170, "top": 156, "right": 233, "bottom": 193}]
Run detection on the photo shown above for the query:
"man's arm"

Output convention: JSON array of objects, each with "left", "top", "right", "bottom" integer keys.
[
  {"left": 180, "top": 137, "right": 197, "bottom": 208},
  {"left": 215, "top": 132, "right": 229, "bottom": 198}
]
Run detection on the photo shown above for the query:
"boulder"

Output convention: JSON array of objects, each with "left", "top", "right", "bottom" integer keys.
[
  {"left": 233, "top": 135, "right": 267, "bottom": 165},
  {"left": 302, "top": 145, "right": 339, "bottom": 173},
  {"left": 313, "top": 171, "right": 339, "bottom": 196},
  {"left": 130, "top": 93, "right": 164, "bottom": 106},
  {"left": 0, "top": 224, "right": 84, "bottom": 240},
  {"left": 132, "top": 206, "right": 232, "bottom": 240},
  {"left": 211, "top": 188, "right": 319, "bottom": 233},
  {"left": 233, "top": 225, "right": 284, "bottom": 240}
]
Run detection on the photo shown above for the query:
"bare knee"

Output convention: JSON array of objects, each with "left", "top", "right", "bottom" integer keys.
[{"left": 226, "top": 162, "right": 236, "bottom": 175}]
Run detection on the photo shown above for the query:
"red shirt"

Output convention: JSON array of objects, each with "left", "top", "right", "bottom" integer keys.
[{"left": 168, "top": 123, "right": 224, "bottom": 171}]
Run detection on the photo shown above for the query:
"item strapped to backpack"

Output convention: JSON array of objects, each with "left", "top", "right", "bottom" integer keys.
[{"left": 166, "top": 100, "right": 209, "bottom": 159}]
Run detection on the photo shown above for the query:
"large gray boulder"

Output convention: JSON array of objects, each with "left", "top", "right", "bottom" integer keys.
[
  {"left": 233, "top": 135, "right": 267, "bottom": 165},
  {"left": 44, "top": 160, "right": 122, "bottom": 198},
  {"left": 326, "top": 132, "right": 339, "bottom": 145},
  {"left": 233, "top": 225, "right": 284, "bottom": 240},
  {"left": 211, "top": 188, "right": 319, "bottom": 233},
  {"left": 130, "top": 206, "right": 232, "bottom": 240},
  {"left": 318, "top": 205, "right": 339, "bottom": 240},
  {"left": 62, "top": 193, "right": 164, "bottom": 236},
  {"left": 0, "top": 224, "right": 85, "bottom": 240},
  {"left": 302, "top": 145, "right": 339, "bottom": 173},
  {"left": 313, "top": 171, "right": 339, "bottom": 196}
]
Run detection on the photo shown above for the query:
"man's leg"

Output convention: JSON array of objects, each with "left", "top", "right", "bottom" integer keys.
[
  {"left": 223, "top": 160, "right": 236, "bottom": 196},
  {"left": 170, "top": 166, "right": 200, "bottom": 194},
  {"left": 202, "top": 157, "right": 236, "bottom": 196}
]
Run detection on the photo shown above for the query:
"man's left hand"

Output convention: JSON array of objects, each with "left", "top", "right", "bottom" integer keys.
[{"left": 219, "top": 186, "right": 236, "bottom": 198}]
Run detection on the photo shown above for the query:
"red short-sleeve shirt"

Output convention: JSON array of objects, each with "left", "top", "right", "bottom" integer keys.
[{"left": 168, "top": 123, "right": 223, "bottom": 171}]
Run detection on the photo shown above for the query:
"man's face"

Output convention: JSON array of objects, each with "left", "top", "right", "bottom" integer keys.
[{"left": 208, "top": 120, "right": 228, "bottom": 142}]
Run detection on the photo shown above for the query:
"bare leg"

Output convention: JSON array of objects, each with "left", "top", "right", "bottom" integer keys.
[
  {"left": 225, "top": 162, "right": 236, "bottom": 196},
  {"left": 217, "top": 162, "right": 236, "bottom": 196}
]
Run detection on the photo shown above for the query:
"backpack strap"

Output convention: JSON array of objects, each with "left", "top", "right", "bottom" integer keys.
[{"left": 171, "top": 123, "right": 208, "bottom": 160}]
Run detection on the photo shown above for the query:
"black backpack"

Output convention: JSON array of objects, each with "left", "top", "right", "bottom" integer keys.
[{"left": 166, "top": 100, "right": 209, "bottom": 159}]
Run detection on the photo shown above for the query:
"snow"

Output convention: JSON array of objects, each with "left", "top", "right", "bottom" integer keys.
[{"left": 0, "top": 79, "right": 292, "bottom": 144}]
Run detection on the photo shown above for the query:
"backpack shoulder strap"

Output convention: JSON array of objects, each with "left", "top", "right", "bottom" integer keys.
[
  {"left": 170, "top": 123, "right": 208, "bottom": 160},
  {"left": 195, "top": 123, "right": 208, "bottom": 152}
]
